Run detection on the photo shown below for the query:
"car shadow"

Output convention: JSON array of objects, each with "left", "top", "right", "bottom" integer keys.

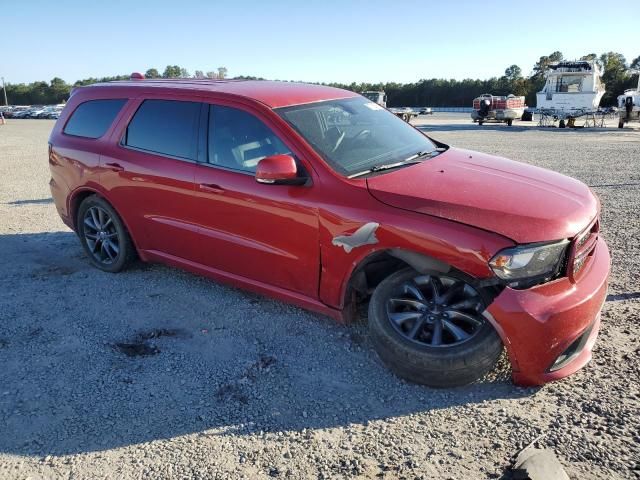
[
  {"left": 0, "top": 231, "right": 536, "bottom": 457},
  {"left": 6, "top": 197, "right": 54, "bottom": 206}
]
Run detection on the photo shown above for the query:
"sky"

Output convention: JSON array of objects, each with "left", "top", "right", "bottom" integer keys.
[{"left": 3, "top": 0, "right": 639, "bottom": 85}]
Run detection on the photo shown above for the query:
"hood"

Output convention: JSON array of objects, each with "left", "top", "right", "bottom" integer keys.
[{"left": 366, "top": 148, "right": 598, "bottom": 243}]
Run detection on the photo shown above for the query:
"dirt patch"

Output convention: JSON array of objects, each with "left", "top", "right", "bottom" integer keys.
[
  {"left": 214, "top": 355, "right": 278, "bottom": 405},
  {"left": 114, "top": 342, "right": 160, "bottom": 357},
  {"left": 243, "top": 354, "right": 277, "bottom": 381},
  {"left": 113, "top": 328, "right": 188, "bottom": 357},
  {"left": 30, "top": 264, "right": 77, "bottom": 278},
  {"left": 133, "top": 328, "right": 187, "bottom": 341},
  {"left": 215, "top": 383, "right": 249, "bottom": 405}
]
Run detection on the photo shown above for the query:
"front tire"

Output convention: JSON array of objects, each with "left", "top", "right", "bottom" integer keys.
[
  {"left": 77, "top": 195, "right": 135, "bottom": 273},
  {"left": 368, "top": 268, "right": 503, "bottom": 387}
]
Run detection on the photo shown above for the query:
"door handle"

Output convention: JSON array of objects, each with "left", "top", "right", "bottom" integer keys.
[
  {"left": 199, "top": 183, "right": 225, "bottom": 194},
  {"left": 105, "top": 162, "right": 124, "bottom": 172}
]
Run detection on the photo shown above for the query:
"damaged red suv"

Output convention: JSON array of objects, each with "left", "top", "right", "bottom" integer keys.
[{"left": 49, "top": 77, "right": 610, "bottom": 387}]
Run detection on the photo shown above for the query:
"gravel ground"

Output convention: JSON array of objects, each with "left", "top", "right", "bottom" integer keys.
[{"left": 0, "top": 117, "right": 638, "bottom": 480}]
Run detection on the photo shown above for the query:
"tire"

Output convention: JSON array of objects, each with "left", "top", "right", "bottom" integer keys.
[
  {"left": 77, "top": 195, "right": 135, "bottom": 273},
  {"left": 368, "top": 268, "right": 503, "bottom": 387},
  {"left": 507, "top": 119, "right": 513, "bottom": 126},
  {"left": 478, "top": 120, "right": 483, "bottom": 126},
  {"left": 618, "top": 121, "right": 624, "bottom": 129}
]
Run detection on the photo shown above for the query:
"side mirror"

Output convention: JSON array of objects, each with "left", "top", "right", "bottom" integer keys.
[{"left": 255, "top": 154, "right": 306, "bottom": 185}]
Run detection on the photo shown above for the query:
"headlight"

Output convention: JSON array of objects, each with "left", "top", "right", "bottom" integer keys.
[{"left": 489, "top": 240, "right": 569, "bottom": 288}]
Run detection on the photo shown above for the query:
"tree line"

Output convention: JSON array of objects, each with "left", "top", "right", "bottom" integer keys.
[
  {"left": 3, "top": 51, "right": 639, "bottom": 107},
  {"left": 326, "top": 51, "right": 639, "bottom": 108}
]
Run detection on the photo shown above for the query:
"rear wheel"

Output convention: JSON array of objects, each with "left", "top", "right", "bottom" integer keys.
[
  {"left": 368, "top": 268, "right": 503, "bottom": 387},
  {"left": 507, "top": 119, "right": 513, "bottom": 126},
  {"left": 618, "top": 121, "right": 624, "bottom": 129},
  {"left": 77, "top": 195, "right": 135, "bottom": 273}
]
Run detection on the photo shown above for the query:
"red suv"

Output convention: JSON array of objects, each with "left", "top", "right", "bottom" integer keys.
[{"left": 49, "top": 77, "right": 610, "bottom": 387}]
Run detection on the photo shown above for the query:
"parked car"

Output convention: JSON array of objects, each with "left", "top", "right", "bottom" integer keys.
[
  {"left": 37, "top": 107, "right": 54, "bottom": 118},
  {"left": 25, "top": 106, "right": 47, "bottom": 118},
  {"left": 11, "top": 107, "right": 32, "bottom": 119},
  {"left": 49, "top": 77, "right": 610, "bottom": 387}
]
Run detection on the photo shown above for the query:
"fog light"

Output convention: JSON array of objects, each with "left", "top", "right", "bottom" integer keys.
[{"left": 548, "top": 323, "right": 594, "bottom": 372}]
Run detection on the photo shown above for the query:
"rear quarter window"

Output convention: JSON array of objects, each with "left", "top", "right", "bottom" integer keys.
[{"left": 63, "top": 99, "right": 127, "bottom": 139}]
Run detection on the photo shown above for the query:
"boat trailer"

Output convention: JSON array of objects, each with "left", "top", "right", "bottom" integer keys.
[{"left": 536, "top": 108, "right": 615, "bottom": 128}]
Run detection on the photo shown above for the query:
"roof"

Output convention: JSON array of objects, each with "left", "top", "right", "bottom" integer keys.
[{"left": 83, "top": 79, "right": 359, "bottom": 108}]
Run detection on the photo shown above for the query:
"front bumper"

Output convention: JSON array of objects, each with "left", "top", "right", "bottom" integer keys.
[{"left": 487, "top": 236, "right": 610, "bottom": 386}]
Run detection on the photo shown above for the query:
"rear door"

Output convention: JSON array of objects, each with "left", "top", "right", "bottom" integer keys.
[
  {"left": 191, "top": 102, "right": 320, "bottom": 297},
  {"left": 101, "top": 96, "right": 204, "bottom": 260}
]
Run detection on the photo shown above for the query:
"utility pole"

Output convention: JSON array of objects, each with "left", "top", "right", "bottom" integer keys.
[{"left": 1, "top": 77, "right": 7, "bottom": 106}]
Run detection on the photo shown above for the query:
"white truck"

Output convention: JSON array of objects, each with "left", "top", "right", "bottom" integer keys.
[
  {"left": 617, "top": 72, "right": 640, "bottom": 129},
  {"left": 362, "top": 91, "right": 420, "bottom": 122}
]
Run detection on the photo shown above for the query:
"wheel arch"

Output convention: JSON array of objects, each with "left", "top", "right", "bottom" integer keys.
[
  {"left": 70, "top": 188, "right": 141, "bottom": 255},
  {"left": 341, "top": 248, "right": 503, "bottom": 323},
  {"left": 69, "top": 187, "right": 99, "bottom": 231}
]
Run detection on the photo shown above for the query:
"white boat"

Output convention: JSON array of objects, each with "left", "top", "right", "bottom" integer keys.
[
  {"left": 617, "top": 71, "right": 640, "bottom": 128},
  {"left": 536, "top": 61, "right": 605, "bottom": 115}
]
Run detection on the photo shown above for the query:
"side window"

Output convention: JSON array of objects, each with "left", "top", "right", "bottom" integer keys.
[
  {"left": 208, "top": 105, "right": 291, "bottom": 173},
  {"left": 63, "top": 99, "right": 126, "bottom": 138},
  {"left": 125, "top": 99, "right": 201, "bottom": 160}
]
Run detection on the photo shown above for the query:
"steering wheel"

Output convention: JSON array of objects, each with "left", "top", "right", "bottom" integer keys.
[{"left": 353, "top": 129, "right": 371, "bottom": 141}]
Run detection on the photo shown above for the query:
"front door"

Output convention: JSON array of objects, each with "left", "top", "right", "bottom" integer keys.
[{"left": 192, "top": 103, "right": 319, "bottom": 298}]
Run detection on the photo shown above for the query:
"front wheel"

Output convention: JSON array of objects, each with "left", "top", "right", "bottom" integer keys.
[{"left": 368, "top": 268, "right": 503, "bottom": 387}]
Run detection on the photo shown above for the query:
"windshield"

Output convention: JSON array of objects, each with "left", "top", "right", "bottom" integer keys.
[{"left": 277, "top": 97, "right": 436, "bottom": 176}]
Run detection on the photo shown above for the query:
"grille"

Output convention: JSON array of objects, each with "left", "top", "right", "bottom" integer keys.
[{"left": 569, "top": 218, "right": 599, "bottom": 279}]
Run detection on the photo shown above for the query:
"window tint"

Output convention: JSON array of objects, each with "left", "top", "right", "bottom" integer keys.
[
  {"left": 63, "top": 99, "right": 126, "bottom": 138},
  {"left": 125, "top": 100, "right": 201, "bottom": 160},
  {"left": 208, "top": 105, "right": 291, "bottom": 173}
]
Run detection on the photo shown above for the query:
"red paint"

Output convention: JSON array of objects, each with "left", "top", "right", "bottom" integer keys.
[
  {"left": 367, "top": 149, "right": 599, "bottom": 243},
  {"left": 49, "top": 80, "right": 610, "bottom": 386},
  {"left": 487, "top": 237, "right": 609, "bottom": 385}
]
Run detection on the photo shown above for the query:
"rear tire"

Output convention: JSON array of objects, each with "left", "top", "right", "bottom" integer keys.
[
  {"left": 618, "top": 121, "right": 624, "bottom": 129},
  {"left": 77, "top": 195, "right": 135, "bottom": 273},
  {"left": 368, "top": 268, "right": 503, "bottom": 387},
  {"left": 507, "top": 119, "right": 513, "bottom": 126}
]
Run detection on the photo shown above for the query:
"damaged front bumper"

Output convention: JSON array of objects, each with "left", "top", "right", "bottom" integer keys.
[{"left": 487, "top": 237, "right": 610, "bottom": 386}]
